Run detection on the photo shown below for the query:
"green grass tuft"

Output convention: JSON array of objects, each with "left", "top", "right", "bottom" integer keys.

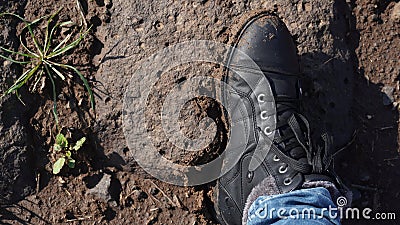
[{"left": 0, "top": 8, "right": 95, "bottom": 125}]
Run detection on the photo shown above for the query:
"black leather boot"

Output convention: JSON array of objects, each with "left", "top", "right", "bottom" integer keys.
[{"left": 214, "top": 12, "right": 348, "bottom": 225}]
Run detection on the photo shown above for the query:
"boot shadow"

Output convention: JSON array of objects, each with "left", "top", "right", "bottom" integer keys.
[{"left": 301, "top": 0, "right": 400, "bottom": 223}]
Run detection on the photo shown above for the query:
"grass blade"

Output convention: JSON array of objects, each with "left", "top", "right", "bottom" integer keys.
[
  {"left": 49, "top": 26, "right": 91, "bottom": 58},
  {"left": 45, "top": 21, "right": 73, "bottom": 55},
  {"left": 1, "top": 12, "right": 47, "bottom": 31},
  {"left": 51, "top": 33, "right": 72, "bottom": 53},
  {"left": 0, "top": 54, "right": 30, "bottom": 64},
  {"left": 4, "top": 64, "right": 40, "bottom": 95},
  {"left": 0, "top": 46, "right": 35, "bottom": 58},
  {"left": 0, "top": 12, "right": 29, "bottom": 22},
  {"left": 31, "top": 69, "right": 44, "bottom": 92},
  {"left": 0, "top": 67, "right": 26, "bottom": 98},
  {"left": 19, "top": 35, "right": 39, "bottom": 57},
  {"left": 26, "top": 22, "right": 42, "bottom": 55},
  {"left": 21, "top": 64, "right": 40, "bottom": 84},
  {"left": 60, "top": 21, "right": 74, "bottom": 27},
  {"left": 43, "top": 8, "right": 63, "bottom": 54},
  {"left": 57, "top": 63, "right": 94, "bottom": 109},
  {"left": 49, "top": 64, "right": 66, "bottom": 80},
  {"left": 21, "top": 16, "right": 48, "bottom": 54},
  {"left": 49, "top": 35, "right": 83, "bottom": 58},
  {"left": 13, "top": 68, "right": 32, "bottom": 85},
  {"left": 45, "top": 23, "right": 59, "bottom": 54},
  {"left": 44, "top": 64, "right": 59, "bottom": 124},
  {"left": 15, "top": 90, "right": 26, "bottom": 106}
]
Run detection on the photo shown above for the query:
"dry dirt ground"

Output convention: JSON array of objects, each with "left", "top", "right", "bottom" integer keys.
[{"left": 0, "top": 0, "right": 399, "bottom": 224}]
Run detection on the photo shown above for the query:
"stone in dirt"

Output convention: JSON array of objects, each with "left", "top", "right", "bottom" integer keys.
[
  {"left": 87, "top": 173, "right": 112, "bottom": 202},
  {"left": 391, "top": 2, "right": 400, "bottom": 22},
  {"left": 381, "top": 86, "right": 395, "bottom": 106}
]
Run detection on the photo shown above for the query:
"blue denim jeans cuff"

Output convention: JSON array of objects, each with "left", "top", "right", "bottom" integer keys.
[{"left": 246, "top": 187, "right": 342, "bottom": 225}]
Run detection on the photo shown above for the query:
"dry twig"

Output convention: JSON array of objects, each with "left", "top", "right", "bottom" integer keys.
[{"left": 146, "top": 179, "right": 176, "bottom": 207}]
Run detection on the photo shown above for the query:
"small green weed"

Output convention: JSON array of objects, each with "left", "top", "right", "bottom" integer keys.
[
  {"left": 52, "top": 133, "right": 86, "bottom": 174},
  {"left": 0, "top": 8, "right": 94, "bottom": 124}
]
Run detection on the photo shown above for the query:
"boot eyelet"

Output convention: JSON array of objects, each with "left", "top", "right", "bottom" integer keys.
[
  {"left": 273, "top": 155, "right": 280, "bottom": 162},
  {"left": 260, "top": 111, "right": 269, "bottom": 120},
  {"left": 263, "top": 127, "right": 273, "bottom": 136},
  {"left": 283, "top": 178, "right": 292, "bottom": 186},
  {"left": 278, "top": 164, "right": 288, "bottom": 174},
  {"left": 247, "top": 171, "right": 254, "bottom": 182},
  {"left": 257, "top": 94, "right": 265, "bottom": 103}
]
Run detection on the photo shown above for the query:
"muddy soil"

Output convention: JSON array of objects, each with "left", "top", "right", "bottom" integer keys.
[{"left": 0, "top": 0, "right": 399, "bottom": 224}]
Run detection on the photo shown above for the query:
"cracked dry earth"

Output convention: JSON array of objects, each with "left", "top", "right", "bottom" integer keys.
[{"left": 0, "top": 0, "right": 399, "bottom": 224}]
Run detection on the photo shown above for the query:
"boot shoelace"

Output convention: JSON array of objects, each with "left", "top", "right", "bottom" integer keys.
[{"left": 260, "top": 98, "right": 333, "bottom": 179}]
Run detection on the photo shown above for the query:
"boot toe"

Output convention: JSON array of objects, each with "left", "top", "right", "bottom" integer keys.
[{"left": 231, "top": 14, "right": 300, "bottom": 75}]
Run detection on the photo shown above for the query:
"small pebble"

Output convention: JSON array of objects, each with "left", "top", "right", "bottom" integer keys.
[
  {"left": 125, "top": 197, "right": 134, "bottom": 207},
  {"left": 297, "top": 2, "right": 303, "bottom": 12},
  {"left": 66, "top": 100, "right": 76, "bottom": 109},
  {"left": 104, "top": 0, "right": 112, "bottom": 8},
  {"left": 382, "top": 86, "right": 395, "bottom": 106},
  {"left": 108, "top": 200, "right": 118, "bottom": 207},
  {"left": 154, "top": 21, "right": 164, "bottom": 30},
  {"left": 304, "top": 3, "right": 312, "bottom": 12},
  {"left": 391, "top": 2, "right": 400, "bottom": 22},
  {"left": 58, "top": 94, "right": 66, "bottom": 101},
  {"left": 132, "top": 189, "right": 148, "bottom": 201},
  {"left": 173, "top": 195, "right": 182, "bottom": 208},
  {"left": 58, "top": 177, "right": 66, "bottom": 187},
  {"left": 149, "top": 207, "right": 160, "bottom": 212},
  {"left": 369, "top": 14, "right": 379, "bottom": 22},
  {"left": 3, "top": 60, "right": 11, "bottom": 67},
  {"left": 149, "top": 187, "right": 159, "bottom": 196}
]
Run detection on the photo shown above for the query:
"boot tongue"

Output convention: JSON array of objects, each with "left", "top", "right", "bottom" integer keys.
[
  {"left": 264, "top": 71, "right": 301, "bottom": 100},
  {"left": 273, "top": 74, "right": 306, "bottom": 161}
]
